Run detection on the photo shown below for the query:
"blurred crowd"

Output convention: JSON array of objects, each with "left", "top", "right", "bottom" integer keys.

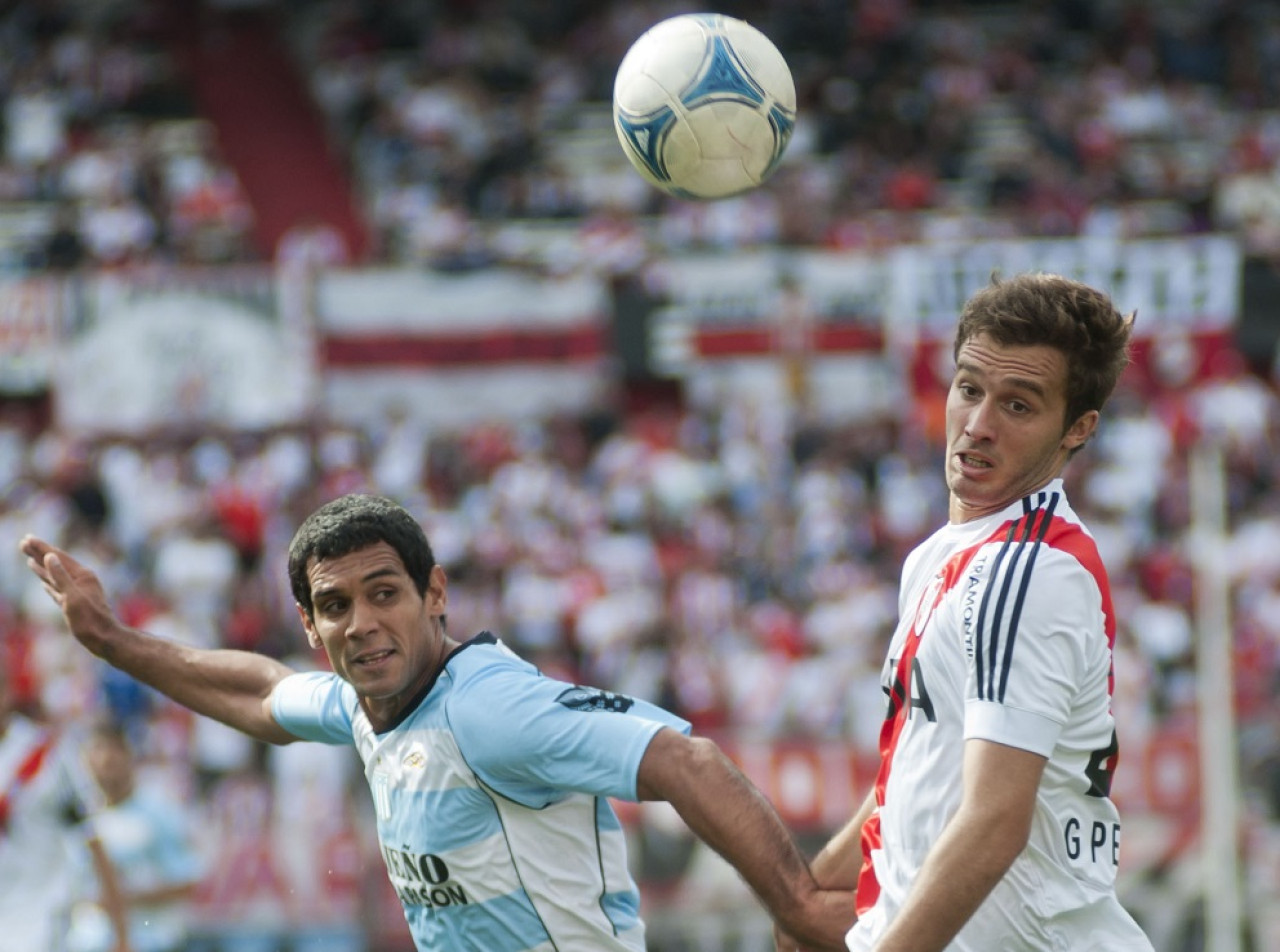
[
  {"left": 289, "top": 0, "right": 1280, "bottom": 261},
  {"left": 0, "top": 0, "right": 255, "bottom": 271},
  {"left": 4, "top": 0, "right": 1280, "bottom": 268}
]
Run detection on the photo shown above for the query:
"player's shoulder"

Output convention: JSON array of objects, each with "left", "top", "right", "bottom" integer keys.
[
  {"left": 442, "top": 633, "right": 539, "bottom": 712},
  {"left": 958, "top": 490, "right": 1104, "bottom": 593},
  {"left": 973, "top": 487, "right": 1097, "bottom": 559},
  {"left": 444, "top": 631, "right": 534, "bottom": 683},
  {"left": 441, "top": 634, "right": 560, "bottom": 753}
]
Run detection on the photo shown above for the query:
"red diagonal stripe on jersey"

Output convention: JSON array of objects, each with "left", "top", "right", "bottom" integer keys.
[
  {"left": 854, "top": 516, "right": 1024, "bottom": 916},
  {"left": 0, "top": 733, "right": 54, "bottom": 834}
]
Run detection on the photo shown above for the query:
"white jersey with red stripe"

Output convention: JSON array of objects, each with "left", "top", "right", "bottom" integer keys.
[
  {"left": 0, "top": 715, "right": 101, "bottom": 952},
  {"left": 847, "top": 480, "right": 1153, "bottom": 951}
]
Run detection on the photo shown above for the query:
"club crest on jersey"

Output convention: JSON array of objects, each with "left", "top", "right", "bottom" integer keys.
[
  {"left": 402, "top": 747, "right": 427, "bottom": 770},
  {"left": 556, "top": 686, "right": 635, "bottom": 713}
]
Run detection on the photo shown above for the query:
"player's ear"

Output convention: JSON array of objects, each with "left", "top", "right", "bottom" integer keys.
[
  {"left": 426, "top": 564, "right": 448, "bottom": 616},
  {"left": 1063, "top": 409, "right": 1099, "bottom": 452},
  {"left": 296, "top": 603, "right": 321, "bottom": 649}
]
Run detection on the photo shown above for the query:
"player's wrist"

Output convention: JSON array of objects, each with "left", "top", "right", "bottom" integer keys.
[
  {"left": 73, "top": 614, "right": 131, "bottom": 659},
  {"left": 782, "top": 886, "right": 855, "bottom": 949}
]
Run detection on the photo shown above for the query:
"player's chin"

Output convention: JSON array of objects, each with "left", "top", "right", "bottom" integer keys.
[{"left": 948, "top": 468, "right": 1010, "bottom": 512}]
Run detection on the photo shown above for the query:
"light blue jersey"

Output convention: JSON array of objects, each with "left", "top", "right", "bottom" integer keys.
[{"left": 270, "top": 633, "right": 691, "bottom": 952}]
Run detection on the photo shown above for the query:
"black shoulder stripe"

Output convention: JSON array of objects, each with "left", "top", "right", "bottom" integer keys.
[
  {"left": 974, "top": 511, "right": 1034, "bottom": 700},
  {"left": 975, "top": 492, "right": 1062, "bottom": 702},
  {"left": 981, "top": 510, "right": 1040, "bottom": 700},
  {"left": 996, "top": 493, "right": 1059, "bottom": 702}
]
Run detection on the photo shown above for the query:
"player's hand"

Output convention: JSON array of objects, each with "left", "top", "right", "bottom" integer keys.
[
  {"left": 779, "top": 887, "right": 855, "bottom": 951},
  {"left": 19, "top": 535, "right": 122, "bottom": 652}
]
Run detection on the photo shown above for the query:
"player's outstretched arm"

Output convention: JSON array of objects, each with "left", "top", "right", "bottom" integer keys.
[
  {"left": 20, "top": 535, "right": 297, "bottom": 745},
  {"left": 636, "top": 728, "right": 855, "bottom": 952}
]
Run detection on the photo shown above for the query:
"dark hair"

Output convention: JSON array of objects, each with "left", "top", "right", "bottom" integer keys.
[
  {"left": 954, "top": 273, "right": 1134, "bottom": 430},
  {"left": 288, "top": 494, "right": 436, "bottom": 618}
]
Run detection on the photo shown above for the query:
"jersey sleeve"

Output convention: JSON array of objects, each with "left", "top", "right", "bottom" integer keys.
[
  {"left": 269, "top": 671, "right": 359, "bottom": 745},
  {"left": 963, "top": 545, "right": 1098, "bottom": 757},
  {"left": 447, "top": 662, "right": 692, "bottom": 808}
]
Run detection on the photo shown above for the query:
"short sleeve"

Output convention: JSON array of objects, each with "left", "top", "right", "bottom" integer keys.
[
  {"left": 964, "top": 547, "right": 1096, "bottom": 757},
  {"left": 270, "top": 671, "right": 359, "bottom": 745},
  {"left": 448, "top": 664, "right": 691, "bottom": 808}
]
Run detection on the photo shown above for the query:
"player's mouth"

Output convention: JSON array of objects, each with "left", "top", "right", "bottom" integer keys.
[
  {"left": 352, "top": 649, "right": 395, "bottom": 668},
  {"left": 956, "top": 451, "right": 994, "bottom": 472}
]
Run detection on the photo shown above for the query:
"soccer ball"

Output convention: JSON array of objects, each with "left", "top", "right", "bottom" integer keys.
[{"left": 612, "top": 13, "right": 796, "bottom": 201}]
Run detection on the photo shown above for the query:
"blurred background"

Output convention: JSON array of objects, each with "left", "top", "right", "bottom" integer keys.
[{"left": 0, "top": 0, "right": 1278, "bottom": 949}]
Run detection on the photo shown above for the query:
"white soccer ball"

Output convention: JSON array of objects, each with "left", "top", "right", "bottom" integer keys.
[{"left": 613, "top": 13, "right": 796, "bottom": 201}]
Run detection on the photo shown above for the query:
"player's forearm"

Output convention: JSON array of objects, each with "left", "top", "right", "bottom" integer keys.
[
  {"left": 871, "top": 801, "right": 1027, "bottom": 952},
  {"left": 87, "top": 837, "right": 131, "bottom": 951},
  {"left": 91, "top": 623, "right": 296, "bottom": 743},
  {"left": 674, "top": 743, "right": 819, "bottom": 919},
  {"left": 637, "top": 732, "right": 853, "bottom": 949},
  {"left": 125, "top": 879, "right": 199, "bottom": 906}
]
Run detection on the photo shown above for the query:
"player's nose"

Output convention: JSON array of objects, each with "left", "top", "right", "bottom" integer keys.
[
  {"left": 963, "top": 397, "right": 999, "bottom": 441},
  {"left": 346, "top": 596, "right": 380, "bottom": 637}
]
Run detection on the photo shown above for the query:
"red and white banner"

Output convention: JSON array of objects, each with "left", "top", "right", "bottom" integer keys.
[
  {"left": 0, "top": 237, "right": 1244, "bottom": 429},
  {"left": 315, "top": 268, "right": 611, "bottom": 428}
]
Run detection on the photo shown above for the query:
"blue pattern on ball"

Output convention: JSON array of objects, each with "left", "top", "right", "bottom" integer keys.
[
  {"left": 681, "top": 33, "right": 765, "bottom": 108},
  {"left": 613, "top": 12, "right": 796, "bottom": 198},
  {"left": 615, "top": 105, "right": 676, "bottom": 182},
  {"left": 763, "top": 104, "right": 796, "bottom": 177}
]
